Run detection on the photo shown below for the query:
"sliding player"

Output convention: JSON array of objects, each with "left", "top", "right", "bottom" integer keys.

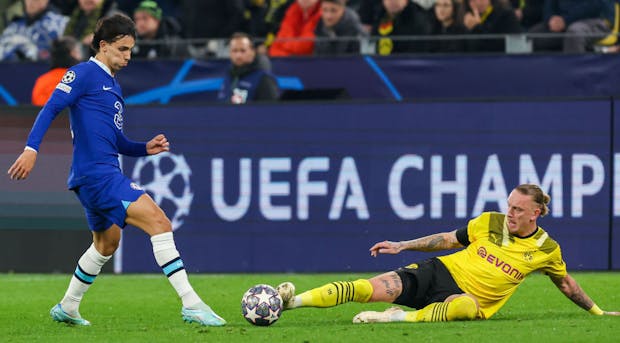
[{"left": 276, "top": 184, "right": 619, "bottom": 322}]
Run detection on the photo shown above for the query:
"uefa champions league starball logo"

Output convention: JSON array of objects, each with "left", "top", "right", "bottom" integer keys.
[{"left": 131, "top": 152, "right": 194, "bottom": 231}]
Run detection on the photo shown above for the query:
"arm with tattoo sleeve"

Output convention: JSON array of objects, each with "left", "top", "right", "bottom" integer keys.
[
  {"left": 369, "top": 230, "right": 463, "bottom": 257},
  {"left": 550, "top": 274, "right": 620, "bottom": 316}
]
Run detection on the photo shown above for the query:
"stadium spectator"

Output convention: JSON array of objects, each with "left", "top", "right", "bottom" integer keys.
[
  {"left": 8, "top": 14, "right": 226, "bottom": 327},
  {"left": 218, "top": 32, "right": 279, "bottom": 104},
  {"left": 0, "top": 0, "right": 68, "bottom": 62},
  {"left": 358, "top": 0, "right": 383, "bottom": 34},
  {"left": 116, "top": 0, "right": 179, "bottom": 17},
  {"left": 50, "top": 0, "right": 78, "bottom": 15},
  {"left": 31, "top": 36, "right": 83, "bottom": 106},
  {"left": 372, "top": 0, "right": 433, "bottom": 55},
  {"left": 463, "top": 0, "right": 522, "bottom": 52},
  {"left": 314, "top": 0, "right": 366, "bottom": 55},
  {"left": 246, "top": 0, "right": 295, "bottom": 53},
  {"left": 528, "top": 0, "right": 614, "bottom": 53},
  {"left": 132, "top": 0, "right": 187, "bottom": 59},
  {"left": 0, "top": 0, "right": 19, "bottom": 32},
  {"left": 509, "top": 0, "right": 543, "bottom": 29},
  {"left": 275, "top": 184, "right": 620, "bottom": 323},
  {"left": 428, "top": 0, "right": 467, "bottom": 53},
  {"left": 269, "top": 0, "right": 322, "bottom": 57},
  {"left": 63, "top": 0, "right": 123, "bottom": 56},
  {"left": 179, "top": 0, "right": 245, "bottom": 57}
]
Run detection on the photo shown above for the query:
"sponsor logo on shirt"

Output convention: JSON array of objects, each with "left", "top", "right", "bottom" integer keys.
[
  {"left": 477, "top": 246, "right": 525, "bottom": 280},
  {"left": 114, "top": 101, "right": 123, "bottom": 130}
]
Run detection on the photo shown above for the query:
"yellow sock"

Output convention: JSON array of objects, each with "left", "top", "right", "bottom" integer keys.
[
  {"left": 299, "top": 279, "right": 373, "bottom": 308},
  {"left": 403, "top": 296, "right": 478, "bottom": 322}
]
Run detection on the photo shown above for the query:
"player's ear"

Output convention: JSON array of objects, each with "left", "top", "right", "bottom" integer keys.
[
  {"left": 100, "top": 40, "right": 108, "bottom": 53},
  {"left": 531, "top": 208, "right": 540, "bottom": 221}
]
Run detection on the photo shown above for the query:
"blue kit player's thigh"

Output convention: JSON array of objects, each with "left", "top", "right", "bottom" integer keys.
[{"left": 73, "top": 173, "right": 145, "bottom": 232}]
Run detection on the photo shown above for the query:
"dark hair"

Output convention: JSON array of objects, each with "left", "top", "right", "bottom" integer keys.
[
  {"left": 91, "top": 14, "right": 136, "bottom": 52},
  {"left": 229, "top": 32, "right": 255, "bottom": 48},
  {"left": 514, "top": 184, "right": 551, "bottom": 217},
  {"left": 50, "top": 37, "right": 80, "bottom": 69}
]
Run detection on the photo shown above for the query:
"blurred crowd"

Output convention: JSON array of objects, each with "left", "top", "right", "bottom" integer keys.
[{"left": 1, "top": 0, "right": 618, "bottom": 63}]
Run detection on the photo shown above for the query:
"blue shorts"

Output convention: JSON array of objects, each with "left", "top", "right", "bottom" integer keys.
[{"left": 73, "top": 173, "right": 145, "bottom": 232}]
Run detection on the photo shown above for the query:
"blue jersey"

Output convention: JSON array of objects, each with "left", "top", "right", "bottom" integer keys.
[{"left": 26, "top": 57, "right": 147, "bottom": 189}]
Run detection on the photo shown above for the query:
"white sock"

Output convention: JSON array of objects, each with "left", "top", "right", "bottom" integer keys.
[
  {"left": 60, "top": 244, "right": 111, "bottom": 316},
  {"left": 151, "top": 232, "right": 203, "bottom": 308},
  {"left": 292, "top": 296, "right": 303, "bottom": 308}
]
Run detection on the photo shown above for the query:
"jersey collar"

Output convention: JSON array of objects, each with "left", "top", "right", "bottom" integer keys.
[{"left": 90, "top": 56, "right": 113, "bottom": 77}]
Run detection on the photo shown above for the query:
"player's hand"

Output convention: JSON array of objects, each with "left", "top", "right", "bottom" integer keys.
[
  {"left": 369, "top": 240, "right": 403, "bottom": 257},
  {"left": 146, "top": 134, "right": 170, "bottom": 155},
  {"left": 7, "top": 149, "right": 37, "bottom": 180}
]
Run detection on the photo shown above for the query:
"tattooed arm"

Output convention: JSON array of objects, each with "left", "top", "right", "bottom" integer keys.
[
  {"left": 369, "top": 230, "right": 463, "bottom": 257},
  {"left": 550, "top": 274, "right": 620, "bottom": 316}
]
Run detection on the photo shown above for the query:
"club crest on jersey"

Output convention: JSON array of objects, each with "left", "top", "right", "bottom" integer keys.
[
  {"left": 130, "top": 182, "right": 143, "bottom": 190},
  {"left": 62, "top": 70, "right": 76, "bottom": 83},
  {"left": 114, "top": 101, "right": 124, "bottom": 130}
]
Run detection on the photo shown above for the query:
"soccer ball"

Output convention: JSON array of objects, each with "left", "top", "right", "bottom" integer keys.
[{"left": 241, "top": 284, "right": 283, "bottom": 326}]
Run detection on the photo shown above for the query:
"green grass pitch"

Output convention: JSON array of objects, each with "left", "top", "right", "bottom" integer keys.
[{"left": 1, "top": 272, "right": 618, "bottom": 342}]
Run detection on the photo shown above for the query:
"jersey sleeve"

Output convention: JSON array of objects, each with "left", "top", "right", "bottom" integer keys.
[
  {"left": 26, "top": 68, "right": 86, "bottom": 151},
  {"left": 117, "top": 133, "right": 147, "bottom": 157},
  {"left": 465, "top": 212, "right": 490, "bottom": 243},
  {"left": 540, "top": 245, "right": 568, "bottom": 278},
  {"left": 455, "top": 226, "right": 470, "bottom": 246}
]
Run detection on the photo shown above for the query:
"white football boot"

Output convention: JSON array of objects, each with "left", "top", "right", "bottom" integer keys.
[
  {"left": 276, "top": 282, "right": 296, "bottom": 310},
  {"left": 352, "top": 306, "right": 405, "bottom": 323}
]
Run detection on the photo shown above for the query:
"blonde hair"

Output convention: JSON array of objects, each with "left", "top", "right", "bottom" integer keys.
[{"left": 514, "top": 184, "right": 550, "bottom": 217}]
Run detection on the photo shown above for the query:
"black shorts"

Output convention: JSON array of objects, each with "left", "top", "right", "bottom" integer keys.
[{"left": 393, "top": 257, "right": 464, "bottom": 309}]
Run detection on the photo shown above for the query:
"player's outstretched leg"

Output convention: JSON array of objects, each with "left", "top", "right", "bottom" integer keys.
[
  {"left": 277, "top": 279, "right": 373, "bottom": 310},
  {"left": 51, "top": 243, "right": 111, "bottom": 325},
  {"left": 353, "top": 295, "right": 478, "bottom": 323},
  {"left": 151, "top": 232, "right": 226, "bottom": 326}
]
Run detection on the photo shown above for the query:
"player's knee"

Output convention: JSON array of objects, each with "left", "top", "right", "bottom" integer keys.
[
  {"left": 95, "top": 240, "right": 119, "bottom": 256},
  {"left": 146, "top": 210, "right": 172, "bottom": 234},
  {"left": 449, "top": 296, "right": 478, "bottom": 321},
  {"left": 154, "top": 215, "right": 172, "bottom": 233}
]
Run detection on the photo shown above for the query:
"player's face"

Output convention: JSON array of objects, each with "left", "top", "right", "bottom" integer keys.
[
  {"left": 321, "top": 2, "right": 345, "bottom": 28},
  {"left": 506, "top": 190, "right": 540, "bottom": 235},
  {"left": 229, "top": 37, "right": 255, "bottom": 67},
  {"left": 100, "top": 35, "right": 135, "bottom": 74}
]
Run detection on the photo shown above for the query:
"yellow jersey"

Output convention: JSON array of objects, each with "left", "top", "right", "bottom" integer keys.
[{"left": 438, "top": 212, "right": 567, "bottom": 319}]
